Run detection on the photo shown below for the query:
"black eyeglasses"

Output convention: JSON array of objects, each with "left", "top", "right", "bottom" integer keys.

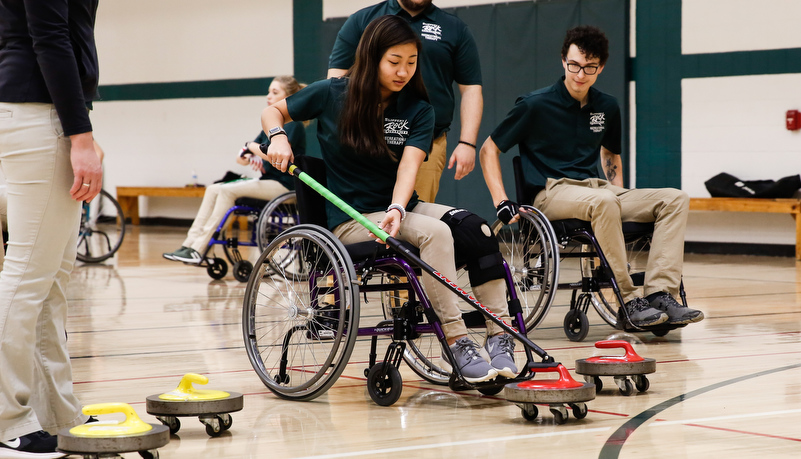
[{"left": 566, "top": 63, "right": 599, "bottom": 75}]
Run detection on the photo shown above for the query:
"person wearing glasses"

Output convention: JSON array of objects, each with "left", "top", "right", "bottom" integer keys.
[{"left": 478, "top": 25, "right": 704, "bottom": 329}]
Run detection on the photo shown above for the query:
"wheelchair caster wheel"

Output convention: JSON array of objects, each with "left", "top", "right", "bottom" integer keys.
[
  {"left": 564, "top": 309, "right": 589, "bottom": 342},
  {"left": 448, "top": 374, "right": 472, "bottom": 392},
  {"left": 233, "top": 260, "right": 253, "bottom": 282},
  {"left": 207, "top": 258, "right": 228, "bottom": 280},
  {"left": 477, "top": 384, "right": 505, "bottom": 396},
  {"left": 367, "top": 363, "right": 403, "bottom": 407}
]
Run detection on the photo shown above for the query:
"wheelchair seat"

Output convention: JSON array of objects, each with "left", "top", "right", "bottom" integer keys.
[{"left": 234, "top": 197, "right": 270, "bottom": 208}]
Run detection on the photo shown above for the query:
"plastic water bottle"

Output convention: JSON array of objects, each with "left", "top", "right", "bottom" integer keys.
[{"left": 191, "top": 170, "right": 198, "bottom": 187}]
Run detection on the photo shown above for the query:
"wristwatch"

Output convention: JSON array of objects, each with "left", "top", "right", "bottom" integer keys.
[{"left": 268, "top": 126, "right": 287, "bottom": 140}]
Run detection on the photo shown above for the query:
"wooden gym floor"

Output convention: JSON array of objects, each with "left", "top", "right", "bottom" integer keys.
[{"left": 64, "top": 225, "right": 801, "bottom": 458}]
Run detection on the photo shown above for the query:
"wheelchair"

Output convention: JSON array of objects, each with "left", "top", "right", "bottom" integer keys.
[
  {"left": 198, "top": 192, "right": 298, "bottom": 282},
  {"left": 241, "top": 157, "right": 577, "bottom": 413},
  {"left": 495, "top": 156, "right": 688, "bottom": 341}
]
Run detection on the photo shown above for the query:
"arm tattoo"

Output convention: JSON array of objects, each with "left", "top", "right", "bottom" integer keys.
[{"left": 605, "top": 158, "right": 618, "bottom": 182}]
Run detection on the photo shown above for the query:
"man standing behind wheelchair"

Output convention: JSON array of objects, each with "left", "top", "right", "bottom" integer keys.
[
  {"left": 263, "top": 15, "right": 517, "bottom": 383},
  {"left": 479, "top": 25, "right": 703, "bottom": 329}
]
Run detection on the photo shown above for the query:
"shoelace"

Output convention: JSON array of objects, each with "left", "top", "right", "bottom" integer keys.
[
  {"left": 630, "top": 298, "right": 651, "bottom": 312},
  {"left": 494, "top": 334, "right": 515, "bottom": 355},
  {"left": 452, "top": 338, "right": 480, "bottom": 361}
]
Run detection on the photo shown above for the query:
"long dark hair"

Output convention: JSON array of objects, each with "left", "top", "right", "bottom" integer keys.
[{"left": 340, "top": 15, "right": 428, "bottom": 160}]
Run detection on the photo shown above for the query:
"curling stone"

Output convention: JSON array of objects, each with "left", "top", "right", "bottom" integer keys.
[
  {"left": 146, "top": 373, "right": 243, "bottom": 437},
  {"left": 58, "top": 403, "right": 169, "bottom": 459},
  {"left": 503, "top": 364, "right": 595, "bottom": 424},
  {"left": 575, "top": 340, "right": 656, "bottom": 396}
]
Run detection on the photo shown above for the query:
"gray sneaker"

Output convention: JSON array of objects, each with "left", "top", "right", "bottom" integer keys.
[
  {"left": 649, "top": 293, "right": 704, "bottom": 325},
  {"left": 442, "top": 337, "right": 498, "bottom": 383},
  {"left": 163, "top": 246, "right": 192, "bottom": 261},
  {"left": 485, "top": 334, "right": 518, "bottom": 378},
  {"left": 172, "top": 247, "right": 203, "bottom": 265},
  {"left": 621, "top": 297, "right": 668, "bottom": 327}
]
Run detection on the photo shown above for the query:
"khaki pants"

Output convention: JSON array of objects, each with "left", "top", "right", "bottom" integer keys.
[
  {"left": 0, "top": 103, "right": 86, "bottom": 439},
  {"left": 533, "top": 177, "right": 689, "bottom": 303},
  {"left": 333, "top": 202, "right": 510, "bottom": 339},
  {"left": 182, "top": 179, "right": 290, "bottom": 252},
  {"left": 414, "top": 133, "right": 447, "bottom": 203}
]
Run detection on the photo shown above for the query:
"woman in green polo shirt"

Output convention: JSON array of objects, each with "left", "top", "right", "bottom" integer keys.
[{"left": 261, "top": 15, "right": 516, "bottom": 384}]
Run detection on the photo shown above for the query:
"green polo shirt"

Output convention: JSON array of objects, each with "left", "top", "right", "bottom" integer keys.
[
  {"left": 286, "top": 77, "right": 435, "bottom": 229},
  {"left": 491, "top": 77, "right": 622, "bottom": 192},
  {"left": 253, "top": 121, "right": 306, "bottom": 190},
  {"left": 329, "top": 0, "right": 481, "bottom": 137}
]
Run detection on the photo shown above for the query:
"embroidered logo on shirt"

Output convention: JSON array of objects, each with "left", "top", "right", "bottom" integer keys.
[
  {"left": 589, "top": 112, "right": 606, "bottom": 133},
  {"left": 421, "top": 22, "right": 442, "bottom": 41},
  {"left": 385, "top": 118, "right": 410, "bottom": 146}
]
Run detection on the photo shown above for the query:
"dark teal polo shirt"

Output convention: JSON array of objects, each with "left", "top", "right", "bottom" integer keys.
[
  {"left": 286, "top": 77, "right": 435, "bottom": 230},
  {"left": 491, "top": 77, "right": 622, "bottom": 192},
  {"left": 328, "top": 0, "right": 481, "bottom": 137},
  {"left": 254, "top": 121, "right": 306, "bottom": 190}
]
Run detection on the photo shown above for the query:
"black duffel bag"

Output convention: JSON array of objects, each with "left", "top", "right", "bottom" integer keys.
[{"left": 704, "top": 172, "right": 801, "bottom": 198}]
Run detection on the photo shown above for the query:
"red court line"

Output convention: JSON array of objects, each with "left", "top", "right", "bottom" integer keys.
[{"left": 684, "top": 423, "right": 801, "bottom": 443}]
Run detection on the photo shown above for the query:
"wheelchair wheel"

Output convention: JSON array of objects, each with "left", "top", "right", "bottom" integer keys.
[
  {"left": 257, "top": 192, "right": 298, "bottom": 252},
  {"left": 207, "top": 257, "right": 228, "bottom": 280},
  {"left": 233, "top": 260, "right": 253, "bottom": 282},
  {"left": 242, "top": 225, "right": 359, "bottom": 401},
  {"left": 580, "top": 233, "right": 652, "bottom": 328},
  {"left": 77, "top": 189, "right": 126, "bottom": 263},
  {"left": 493, "top": 206, "right": 559, "bottom": 331}
]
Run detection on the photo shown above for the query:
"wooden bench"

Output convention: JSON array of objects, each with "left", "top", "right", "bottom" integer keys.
[
  {"left": 116, "top": 186, "right": 206, "bottom": 225},
  {"left": 689, "top": 197, "right": 801, "bottom": 259}
]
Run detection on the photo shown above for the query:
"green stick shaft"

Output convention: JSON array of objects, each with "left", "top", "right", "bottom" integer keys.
[{"left": 289, "top": 164, "right": 389, "bottom": 242}]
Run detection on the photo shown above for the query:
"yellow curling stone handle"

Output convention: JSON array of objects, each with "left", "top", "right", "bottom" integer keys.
[
  {"left": 69, "top": 403, "right": 152, "bottom": 437},
  {"left": 158, "top": 373, "right": 230, "bottom": 401}
]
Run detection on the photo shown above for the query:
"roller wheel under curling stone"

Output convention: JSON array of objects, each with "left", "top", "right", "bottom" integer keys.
[
  {"left": 146, "top": 373, "right": 243, "bottom": 437},
  {"left": 58, "top": 403, "right": 169, "bottom": 459},
  {"left": 575, "top": 340, "right": 656, "bottom": 396},
  {"left": 504, "top": 364, "right": 595, "bottom": 424}
]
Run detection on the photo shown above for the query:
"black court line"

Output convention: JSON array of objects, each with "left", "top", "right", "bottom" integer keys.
[{"left": 598, "top": 362, "right": 801, "bottom": 458}]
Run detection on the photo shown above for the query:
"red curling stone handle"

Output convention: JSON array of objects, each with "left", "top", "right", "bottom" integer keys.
[
  {"left": 586, "top": 340, "right": 644, "bottom": 363},
  {"left": 516, "top": 364, "right": 584, "bottom": 390}
]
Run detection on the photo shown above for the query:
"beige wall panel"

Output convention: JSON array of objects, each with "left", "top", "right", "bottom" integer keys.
[{"left": 95, "top": 0, "right": 294, "bottom": 85}]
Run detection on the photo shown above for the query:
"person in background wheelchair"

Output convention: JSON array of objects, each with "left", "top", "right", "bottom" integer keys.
[
  {"left": 163, "top": 76, "right": 306, "bottom": 264},
  {"left": 263, "top": 15, "right": 516, "bottom": 383},
  {"left": 479, "top": 25, "right": 703, "bottom": 329}
]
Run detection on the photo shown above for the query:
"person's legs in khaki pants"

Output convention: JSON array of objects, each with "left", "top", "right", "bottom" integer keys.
[
  {"left": 534, "top": 177, "right": 700, "bottom": 326},
  {"left": 333, "top": 202, "right": 514, "bottom": 380}
]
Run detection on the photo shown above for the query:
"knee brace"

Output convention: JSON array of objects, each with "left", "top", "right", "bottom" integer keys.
[{"left": 440, "top": 208, "right": 505, "bottom": 286}]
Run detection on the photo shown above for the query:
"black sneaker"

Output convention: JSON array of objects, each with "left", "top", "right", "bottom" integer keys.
[
  {"left": 621, "top": 297, "right": 668, "bottom": 328},
  {"left": 649, "top": 293, "right": 704, "bottom": 325},
  {"left": 0, "top": 430, "right": 65, "bottom": 458}
]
